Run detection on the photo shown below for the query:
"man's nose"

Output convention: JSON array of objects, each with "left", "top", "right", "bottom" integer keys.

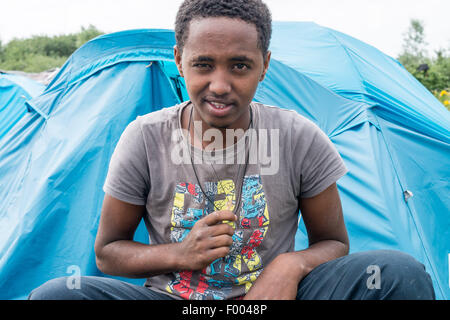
[{"left": 208, "top": 70, "right": 231, "bottom": 96}]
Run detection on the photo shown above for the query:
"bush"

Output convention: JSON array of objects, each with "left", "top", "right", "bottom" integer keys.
[
  {"left": 0, "top": 25, "right": 103, "bottom": 73},
  {"left": 434, "top": 89, "right": 450, "bottom": 111}
]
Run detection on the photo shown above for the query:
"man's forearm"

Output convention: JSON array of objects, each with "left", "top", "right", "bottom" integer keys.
[
  {"left": 95, "top": 209, "right": 237, "bottom": 279},
  {"left": 283, "top": 239, "right": 349, "bottom": 282},
  {"left": 95, "top": 240, "right": 184, "bottom": 278}
]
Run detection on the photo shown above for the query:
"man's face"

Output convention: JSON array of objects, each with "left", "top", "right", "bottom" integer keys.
[{"left": 174, "top": 17, "right": 271, "bottom": 131}]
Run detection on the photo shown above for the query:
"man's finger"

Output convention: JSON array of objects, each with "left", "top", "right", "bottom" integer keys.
[
  {"left": 208, "top": 247, "right": 230, "bottom": 260},
  {"left": 209, "top": 234, "right": 234, "bottom": 249},
  {"left": 209, "top": 223, "right": 235, "bottom": 237},
  {"left": 201, "top": 210, "right": 237, "bottom": 226}
]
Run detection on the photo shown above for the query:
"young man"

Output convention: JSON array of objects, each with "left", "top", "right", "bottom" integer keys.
[{"left": 29, "top": 0, "right": 435, "bottom": 300}]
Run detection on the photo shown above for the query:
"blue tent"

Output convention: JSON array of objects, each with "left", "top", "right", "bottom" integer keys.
[
  {"left": 0, "top": 23, "right": 448, "bottom": 300},
  {"left": 0, "top": 72, "right": 45, "bottom": 139}
]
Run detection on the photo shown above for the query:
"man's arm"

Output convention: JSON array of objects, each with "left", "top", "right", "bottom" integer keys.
[
  {"left": 94, "top": 194, "right": 236, "bottom": 278},
  {"left": 244, "top": 182, "right": 349, "bottom": 300}
]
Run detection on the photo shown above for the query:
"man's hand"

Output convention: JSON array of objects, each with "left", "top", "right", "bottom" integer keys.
[
  {"left": 178, "top": 210, "right": 237, "bottom": 271},
  {"left": 243, "top": 253, "right": 303, "bottom": 300}
]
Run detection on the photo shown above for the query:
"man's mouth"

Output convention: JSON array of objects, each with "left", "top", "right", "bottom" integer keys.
[
  {"left": 209, "top": 101, "right": 230, "bottom": 109},
  {"left": 205, "top": 100, "right": 234, "bottom": 116}
]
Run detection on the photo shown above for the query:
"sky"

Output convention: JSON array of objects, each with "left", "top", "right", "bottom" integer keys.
[{"left": 1, "top": 0, "right": 449, "bottom": 58}]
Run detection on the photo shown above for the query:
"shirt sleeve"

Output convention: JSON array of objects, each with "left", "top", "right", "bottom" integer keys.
[
  {"left": 298, "top": 120, "right": 348, "bottom": 198},
  {"left": 103, "top": 117, "right": 150, "bottom": 205}
]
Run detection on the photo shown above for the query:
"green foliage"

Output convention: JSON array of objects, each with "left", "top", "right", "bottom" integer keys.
[
  {"left": 0, "top": 25, "right": 103, "bottom": 73},
  {"left": 399, "top": 50, "right": 450, "bottom": 92},
  {"left": 76, "top": 25, "right": 104, "bottom": 48},
  {"left": 397, "top": 19, "right": 450, "bottom": 109}
]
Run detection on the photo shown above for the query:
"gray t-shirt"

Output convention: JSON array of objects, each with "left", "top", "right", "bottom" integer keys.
[{"left": 103, "top": 101, "right": 348, "bottom": 300}]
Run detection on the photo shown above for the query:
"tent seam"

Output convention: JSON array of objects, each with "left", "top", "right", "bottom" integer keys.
[
  {"left": 372, "top": 112, "right": 444, "bottom": 298},
  {"left": 323, "top": 27, "right": 369, "bottom": 97}
]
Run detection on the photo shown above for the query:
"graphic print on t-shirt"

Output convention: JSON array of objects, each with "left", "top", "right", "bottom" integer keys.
[{"left": 166, "top": 174, "right": 270, "bottom": 300}]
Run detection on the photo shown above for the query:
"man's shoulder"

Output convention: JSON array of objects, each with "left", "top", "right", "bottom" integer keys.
[{"left": 137, "top": 102, "right": 184, "bottom": 127}]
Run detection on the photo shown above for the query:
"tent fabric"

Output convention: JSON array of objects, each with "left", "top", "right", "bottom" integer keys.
[
  {"left": 0, "top": 73, "right": 45, "bottom": 139},
  {"left": 0, "top": 30, "right": 181, "bottom": 299},
  {"left": 262, "top": 22, "right": 450, "bottom": 300},
  {"left": 0, "top": 23, "right": 448, "bottom": 300}
]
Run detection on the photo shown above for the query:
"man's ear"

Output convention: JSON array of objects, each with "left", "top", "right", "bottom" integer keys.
[
  {"left": 259, "top": 50, "right": 271, "bottom": 82},
  {"left": 174, "top": 45, "right": 184, "bottom": 77}
]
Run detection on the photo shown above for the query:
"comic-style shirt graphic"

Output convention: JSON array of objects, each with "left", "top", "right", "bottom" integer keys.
[
  {"left": 103, "top": 102, "right": 348, "bottom": 300},
  {"left": 166, "top": 174, "right": 270, "bottom": 300}
]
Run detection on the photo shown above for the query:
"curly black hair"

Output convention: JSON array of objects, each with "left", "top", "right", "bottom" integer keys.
[{"left": 175, "top": 0, "right": 272, "bottom": 57}]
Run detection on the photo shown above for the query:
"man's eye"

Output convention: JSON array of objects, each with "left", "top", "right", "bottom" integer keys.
[
  {"left": 193, "top": 63, "right": 212, "bottom": 69},
  {"left": 233, "top": 63, "right": 250, "bottom": 71}
]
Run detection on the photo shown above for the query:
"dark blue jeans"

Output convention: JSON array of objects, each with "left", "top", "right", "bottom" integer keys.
[
  {"left": 296, "top": 249, "right": 435, "bottom": 299},
  {"left": 28, "top": 250, "right": 435, "bottom": 300}
]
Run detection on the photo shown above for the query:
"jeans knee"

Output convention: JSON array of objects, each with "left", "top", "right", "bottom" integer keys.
[
  {"left": 366, "top": 250, "right": 435, "bottom": 299},
  {"left": 28, "top": 277, "right": 82, "bottom": 300}
]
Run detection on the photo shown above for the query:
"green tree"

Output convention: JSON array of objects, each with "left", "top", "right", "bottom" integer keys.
[
  {"left": 401, "top": 19, "right": 428, "bottom": 58},
  {"left": 397, "top": 19, "right": 450, "bottom": 109},
  {"left": 76, "top": 25, "right": 103, "bottom": 48}
]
